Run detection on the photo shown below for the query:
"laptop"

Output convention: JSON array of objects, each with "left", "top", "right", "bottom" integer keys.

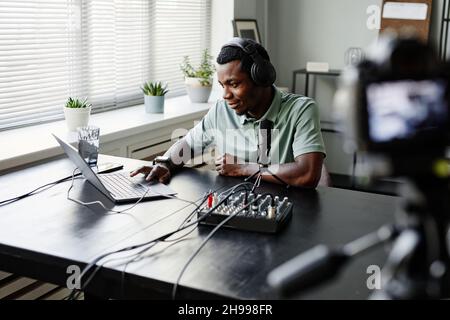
[{"left": 53, "top": 134, "right": 177, "bottom": 203}]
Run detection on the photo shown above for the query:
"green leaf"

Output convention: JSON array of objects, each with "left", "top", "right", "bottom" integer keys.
[
  {"left": 65, "top": 96, "right": 91, "bottom": 108},
  {"left": 180, "top": 48, "right": 215, "bottom": 87},
  {"left": 141, "top": 80, "right": 169, "bottom": 96}
]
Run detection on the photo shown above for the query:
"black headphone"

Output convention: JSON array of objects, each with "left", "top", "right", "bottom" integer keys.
[{"left": 221, "top": 38, "right": 276, "bottom": 87}]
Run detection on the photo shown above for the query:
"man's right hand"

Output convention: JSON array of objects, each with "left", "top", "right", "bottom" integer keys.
[{"left": 130, "top": 164, "right": 171, "bottom": 184}]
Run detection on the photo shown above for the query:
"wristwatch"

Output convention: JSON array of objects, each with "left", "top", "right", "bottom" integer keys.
[{"left": 153, "top": 156, "right": 173, "bottom": 168}]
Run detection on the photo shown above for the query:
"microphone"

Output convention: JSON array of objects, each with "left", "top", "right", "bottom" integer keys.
[
  {"left": 267, "top": 226, "right": 396, "bottom": 297},
  {"left": 258, "top": 120, "right": 272, "bottom": 166},
  {"left": 267, "top": 245, "right": 349, "bottom": 297}
]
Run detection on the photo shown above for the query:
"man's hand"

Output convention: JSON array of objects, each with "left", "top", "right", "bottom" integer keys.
[
  {"left": 130, "top": 164, "right": 171, "bottom": 184},
  {"left": 215, "top": 154, "right": 256, "bottom": 177}
]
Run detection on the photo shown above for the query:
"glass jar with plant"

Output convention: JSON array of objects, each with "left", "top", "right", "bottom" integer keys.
[
  {"left": 141, "top": 81, "right": 169, "bottom": 114},
  {"left": 63, "top": 97, "right": 92, "bottom": 131},
  {"left": 180, "top": 49, "right": 215, "bottom": 103}
]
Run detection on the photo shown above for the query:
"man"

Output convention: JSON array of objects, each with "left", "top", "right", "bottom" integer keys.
[{"left": 131, "top": 38, "right": 326, "bottom": 188}]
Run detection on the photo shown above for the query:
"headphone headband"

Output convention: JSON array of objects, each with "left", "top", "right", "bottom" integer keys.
[
  {"left": 224, "top": 38, "right": 258, "bottom": 56},
  {"left": 221, "top": 38, "right": 276, "bottom": 87}
]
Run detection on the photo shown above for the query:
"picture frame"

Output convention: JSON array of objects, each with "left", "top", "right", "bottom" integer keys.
[{"left": 232, "top": 19, "right": 261, "bottom": 44}]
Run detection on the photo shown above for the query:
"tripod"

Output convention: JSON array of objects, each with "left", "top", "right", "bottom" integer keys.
[
  {"left": 372, "top": 177, "right": 450, "bottom": 299},
  {"left": 267, "top": 176, "right": 450, "bottom": 300}
]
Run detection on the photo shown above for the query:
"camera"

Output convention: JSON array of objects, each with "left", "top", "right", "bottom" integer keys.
[
  {"left": 268, "top": 35, "right": 450, "bottom": 300},
  {"left": 334, "top": 35, "right": 450, "bottom": 177}
]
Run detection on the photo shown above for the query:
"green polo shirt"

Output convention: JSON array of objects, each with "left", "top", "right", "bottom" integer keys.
[{"left": 185, "top": 87, "right": 326, "bottom": 164}]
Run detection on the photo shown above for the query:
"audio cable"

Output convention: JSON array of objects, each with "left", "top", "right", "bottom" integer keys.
[
  {"left": 67, "top": 190, "right": 228, "bottom": 300},
  {"left": 67, "top": 169, "right": 151, "bottom": 214},
  {"left": 119, "top": 226, "right": 199, "bottom": 299},
  {"left": 67, "top": 183, "right": 250, "bottom": 300},
  {"left": 66, "top": 168, "right": 199, "bottom": 215},
  {"left": 67, "top": 194, "right": 209, "bottom": 300},
  {"left": 171, "top": 193, "right": 274, "bottom": 299},
  {"left": 0, "top": 173, "right": 82, "bottom": 207},
  {"left": 0, "top": 163, "right": 126, "bottom": 207}
]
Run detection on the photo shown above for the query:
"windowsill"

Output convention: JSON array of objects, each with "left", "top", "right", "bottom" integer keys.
[{"left": 0, "top": 95, "right": 215, "bottom": 173}]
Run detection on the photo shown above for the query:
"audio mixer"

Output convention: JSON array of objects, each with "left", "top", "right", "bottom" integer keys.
[{"left": 198, "top": 192, "right": 293, "bottom": 233}]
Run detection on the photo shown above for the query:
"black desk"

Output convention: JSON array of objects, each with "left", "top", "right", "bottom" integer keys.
[
  {"left": 292, "top": 68, "right": 341, "bottom": 96},
  {"left": 0, "top": 155, "right": 397, "bottom": 299}
]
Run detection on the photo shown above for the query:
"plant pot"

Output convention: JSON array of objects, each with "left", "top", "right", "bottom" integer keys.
[
  {"left": 185, "top": 77, "right": 212, "bottom": 103},
  {"left": 144, "top": 95, "right": 165, "bottom": 113},
  {"left": 63, "top": 106, "right": 91, "bottom": 132}
]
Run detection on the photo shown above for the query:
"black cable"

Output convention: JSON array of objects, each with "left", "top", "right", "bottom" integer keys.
[
  {"left": 0, "top": 173, "right": 81, "bottom": 206},
  {"left": 176, "top": 192, "right": 211, "bottom": 230},
  {"left": 219, "top": 183, "right": 253, "bottom": 199},
  {"left": 0, "top": 164, "right": 134, "bottom": 207},
  {"left": 71, "top": 215, "right": 203, "bottom": 300},
  {"left": 67, "top": 168, "right": 201, "bottom": 215},
  {"left": 178, "top": 184, "right": 253, "bottom": 230},
  {"left": 67, "top": 194, "right": 219, "bottom": 299},
  {"left": 65, "top": 240, "right": 161, "bottom": 300},
  {"left": 67, "top": 183, "right": 249, "bottom": 300},
  {"left": 120, "top": 228, "right": 198, "bottom": 299},
  {"left": 70, "top": 195, "right": 209, "bottom": 300},
  {"left": 66, "top": 189, "right": 213, "bottom": 299},
  {"left": 118, "top": 189, "right": 227, "bottom": 299},
  {"left": 171, "top": 193, "right": 273, "bottom": 299},
  {"left": 0, "top": 165, "right": 125, "bottom": 207},
  {"left": 67, "top": 201, "right": 203, "bottom": 300}
]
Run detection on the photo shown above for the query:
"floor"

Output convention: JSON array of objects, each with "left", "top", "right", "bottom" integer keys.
[{"left": 0, "top": 270, "right": 83, "bottom": 300}]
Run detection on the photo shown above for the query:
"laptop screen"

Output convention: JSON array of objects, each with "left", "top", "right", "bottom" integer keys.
[{"left": 53, "top": 134, "right": 113, "bottom": 198}]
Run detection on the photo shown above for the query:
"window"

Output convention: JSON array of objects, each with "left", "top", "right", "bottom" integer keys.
[{"left": 0, "top": 0, "right": 211, "bottom": 131}]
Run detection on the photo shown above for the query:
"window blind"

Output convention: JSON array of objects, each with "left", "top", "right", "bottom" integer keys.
[
  {"left": 151, "top": 0, "right": 211, "bottom": 97},
  {"left": 0, "top": 0, "right": 211, "bottom": 131}
]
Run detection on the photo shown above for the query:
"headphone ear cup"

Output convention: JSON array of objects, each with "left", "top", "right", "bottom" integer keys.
[{"left": 251, "top": 59, "right": 277, "bottom": 87}]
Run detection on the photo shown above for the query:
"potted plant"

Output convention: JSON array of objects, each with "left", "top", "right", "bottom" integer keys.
[
  {"left": 141, "top": 81, "right": 169, "bottom": 114},
  {"left": 180, "top": 49, "right": 215, "bottom": 103},
  {"left": 63, "top": 97, "right": 92, "bottom": 131}
]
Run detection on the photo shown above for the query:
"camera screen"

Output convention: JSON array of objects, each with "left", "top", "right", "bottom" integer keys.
[{"left": 366, "top": 80, "right": 448, "bottom": 143}]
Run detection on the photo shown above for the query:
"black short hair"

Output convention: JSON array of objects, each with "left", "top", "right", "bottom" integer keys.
[{"left": 216, "top": 39, "right": 271, "bottom": 81}]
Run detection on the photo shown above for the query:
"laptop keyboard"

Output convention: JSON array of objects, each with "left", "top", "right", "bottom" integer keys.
[{"left": 99, "top": 172, "right": 148, "bottom": 199}]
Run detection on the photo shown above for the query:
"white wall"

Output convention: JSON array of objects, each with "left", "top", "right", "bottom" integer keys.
[
  {"left": 267, "top": 0, "right": 443, "bottom": 101},
  {"left": 234, "top": 0, "right": 269, "bottom": 46},
  {"left": 211, "top": 0, "right": 235, "bottom": 58},
  {"left": 268, "top": 0, "right": 381, "bottom": 90},
  {"left": 211, "top": 0, "right": 235, "bottom": 96},
  {"left": 263, "top": 0, "right": 444, "bottom": 176}
]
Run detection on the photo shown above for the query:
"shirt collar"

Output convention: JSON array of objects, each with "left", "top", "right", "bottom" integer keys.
[{"left": 240, "top": 86, "right": 282, "bottom": 125}]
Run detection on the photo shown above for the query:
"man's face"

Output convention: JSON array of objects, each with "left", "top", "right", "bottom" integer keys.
[{"left": 217, "top": 60, "right": 263, "bottom": 117}]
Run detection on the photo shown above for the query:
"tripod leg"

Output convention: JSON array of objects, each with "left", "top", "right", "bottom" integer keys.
[{"left": 370, "top": 230, "right": 421, "bottom": 300}]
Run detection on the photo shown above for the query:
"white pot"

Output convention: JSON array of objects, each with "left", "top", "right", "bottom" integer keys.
[
  {"left": 185, "top": 77, "right": 212, "bottom": 103},
  {"left": 63, "top": 106, "right": 91, "bottom": 131},
  {"left": 144, "top": 95, "right": 165, "bottom": 113}
]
